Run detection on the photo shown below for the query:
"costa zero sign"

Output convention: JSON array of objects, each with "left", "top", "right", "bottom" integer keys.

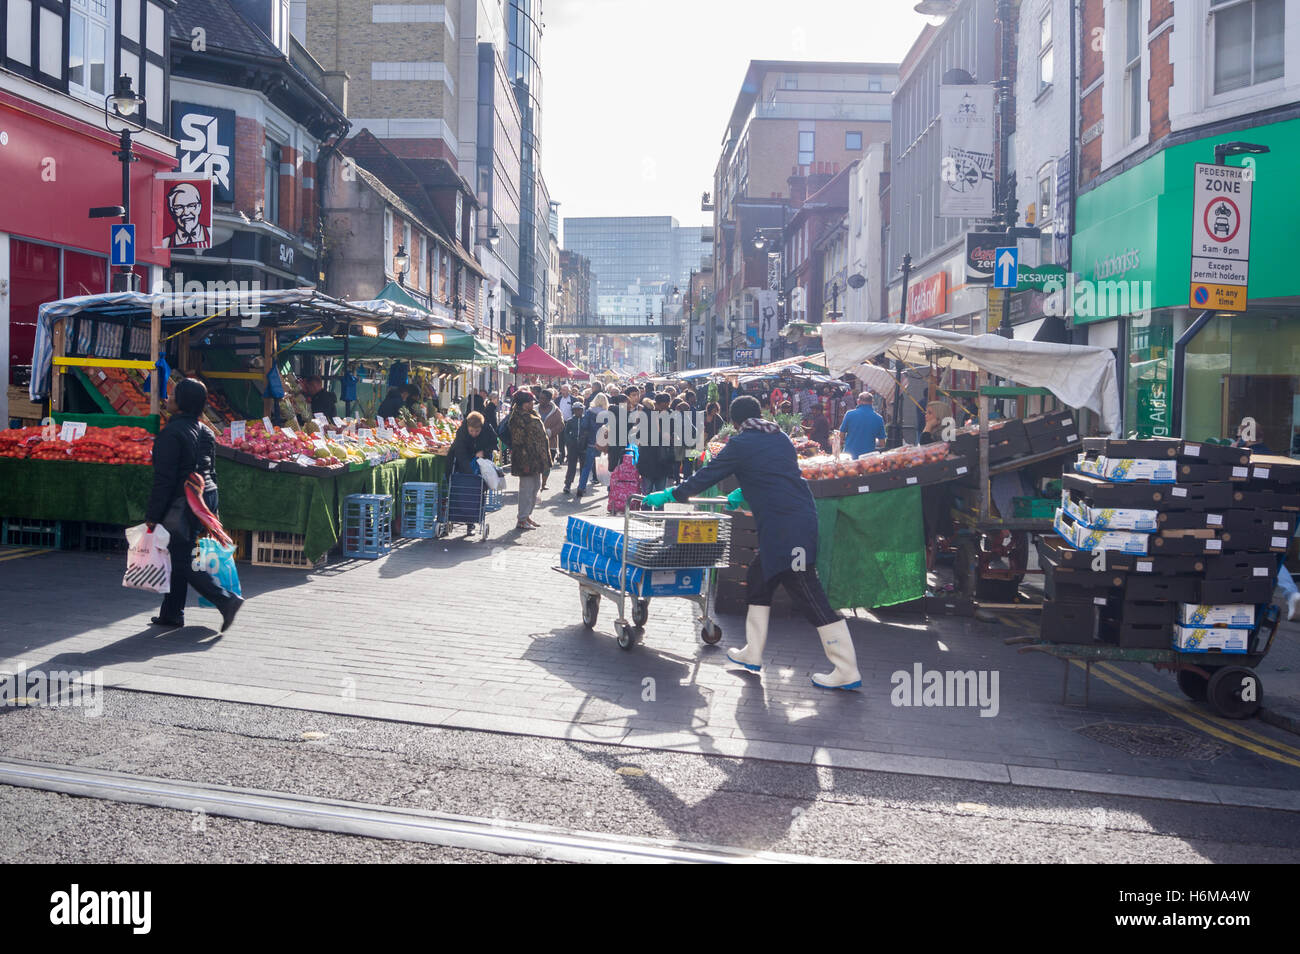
[{"left": 907, "top": 272, "right": 948, "bottom": 323}]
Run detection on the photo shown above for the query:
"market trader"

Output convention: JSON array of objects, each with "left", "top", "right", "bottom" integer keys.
[
  {"left": 836, "top": 390, "right": 887, "bottom": 458},
  {"left": 642, "top": 396, "right": 861, "bottom": 690}
]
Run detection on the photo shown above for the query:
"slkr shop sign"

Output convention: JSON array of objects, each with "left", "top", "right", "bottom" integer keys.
[{"left": 172, "top": 102, "right": 235, "bottom": 203}]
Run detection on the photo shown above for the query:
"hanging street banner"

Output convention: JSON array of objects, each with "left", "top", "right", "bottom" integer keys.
[
  {"left": 939, "top": 85, "right": 995, "bottom": 218},
  {"left": 171, "top": 102, "right": 236, "bottom": 204},
  {"left": 1189, "top": 162, "right": 1253, "bottom": 312}
]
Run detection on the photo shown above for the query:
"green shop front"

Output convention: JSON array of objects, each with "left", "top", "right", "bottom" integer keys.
[{"left": 1071, "top": 117, "right": 1300, "bottom": 450}]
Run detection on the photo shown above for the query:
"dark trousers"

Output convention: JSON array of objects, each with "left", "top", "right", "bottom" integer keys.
[
  {"left": 159, "top": 489, "right": 234, "bottom": 621},
  {"left": 563, "top": 443, "right": 580, "bottom": 489},
  {"left": 745, "top": 554, "right": 839, "bottom": 627}
]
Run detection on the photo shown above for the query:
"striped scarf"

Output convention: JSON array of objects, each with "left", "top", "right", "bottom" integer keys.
[{"left": 741, "top": 417, "right": 782, "bottom": 435}]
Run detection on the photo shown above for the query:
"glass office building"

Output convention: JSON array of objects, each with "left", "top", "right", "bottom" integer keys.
[{"left": 564, "top": 216, "right": 705, "bottom": 304}]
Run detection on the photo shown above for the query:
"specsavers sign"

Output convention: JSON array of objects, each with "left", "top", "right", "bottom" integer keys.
[{"left": 1189, "top": 162, "right": 1252, "bottom": 312}]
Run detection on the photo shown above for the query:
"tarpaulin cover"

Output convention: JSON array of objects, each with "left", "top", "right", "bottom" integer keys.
[
  {"left": 822, "top": 322, "right": 1121, "bottom": 435},
  {"left": 515, "top": 343, "right": 572, "bottom": 377},
  {"left": 815, "top": 486, "right": 927, "bottom": 610}
]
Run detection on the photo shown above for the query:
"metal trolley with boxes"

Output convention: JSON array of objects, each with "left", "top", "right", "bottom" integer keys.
[
  {"left": 1020, "top": 437, "right": 1293, "bottom": 718},
  {"left": 555, "top": 496, "right": 733, "bottom": 650}
]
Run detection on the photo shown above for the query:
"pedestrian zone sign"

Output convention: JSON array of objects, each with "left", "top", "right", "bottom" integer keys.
[{"left": 1190, "top": 162, "right": 1252, "bottom": 312}]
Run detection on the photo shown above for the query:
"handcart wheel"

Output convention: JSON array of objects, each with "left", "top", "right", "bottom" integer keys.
[
  {"left": 581, "top": 592, "right": 599, "bottom": 629},
  {"left": 616, "top": 622, "right": 638, "bottom": 650},
  {"left": 700, "top": 622, "right": 723, "bottom": 645},
  {"left": 1206, "top": 667, "right": 1262, "bottom": 719},
  {"left": 632, "top": 600, "right": 649, "bottom": 627},
  {"left": 1175, "top": 668, "right": 1210, "bottom": 702}
]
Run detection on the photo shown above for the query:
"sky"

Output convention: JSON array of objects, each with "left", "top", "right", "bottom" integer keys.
[{"left": 543, "top": 0, "right": 935, "bottom": 237}]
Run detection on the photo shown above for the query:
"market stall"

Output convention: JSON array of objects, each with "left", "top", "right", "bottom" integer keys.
[
  {"left": 750, "top": 322, "right": 1124, "bottom": 612},
  {"left": 4, "top": 290, "right": 461, "bottom": 563}
]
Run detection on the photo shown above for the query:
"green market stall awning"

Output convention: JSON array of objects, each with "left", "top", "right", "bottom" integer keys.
[{"left": 284, "top": 328, "right": 483, "bottom": 363}]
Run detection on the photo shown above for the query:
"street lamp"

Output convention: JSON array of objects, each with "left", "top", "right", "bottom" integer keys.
[
  {"left": 103, "top": 74, "right": 146, "bottom": 292},
  {"left": 394, "top": 244, "right": 410, "bottom": 286},
  {"left": 914, "top": 0, "right": 956, "bottom": 24},
  {"left": 488, "top": 226, "right": 501, "bottom": 248}
]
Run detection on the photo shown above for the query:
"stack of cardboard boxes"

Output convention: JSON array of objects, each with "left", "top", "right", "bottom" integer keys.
[{"left": 1040, "top": 437, "right": 1296, "bottom": 652}]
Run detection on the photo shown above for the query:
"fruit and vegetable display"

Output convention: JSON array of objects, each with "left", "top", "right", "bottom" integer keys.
[
  {"left": 798, "top": 441, "right": 951, "bottom": 480},
  {"left": 215, "top": 416, "right": 453, "bottom": 473},
  {"left": 0, "top": 425, "right": 153, "bottom": 464}
]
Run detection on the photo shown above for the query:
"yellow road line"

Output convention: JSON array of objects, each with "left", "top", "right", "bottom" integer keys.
[
  {"left": 1069, "top": 660, "right": 1300, "bottom": 769},
  {"left": 0, "top": 548, "right": 42, "bottom": 562},
  {"left": 1096, "top": 661, "right": 1300, "bottom": 760}
]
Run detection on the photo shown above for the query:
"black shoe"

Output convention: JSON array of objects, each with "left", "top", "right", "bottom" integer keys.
[
  {"left": 150, "top": 616, "right": 184, "bottom": 627},
  {"left": 219, "top": 596, "right": 244, "bottom": 633}
]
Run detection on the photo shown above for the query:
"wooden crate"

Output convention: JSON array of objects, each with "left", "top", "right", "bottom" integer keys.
[
  {"left": 250, "top": 531, "right": 324, "bottom": 568},
  {"left": 7, "top": 385, "right": 43, "bottom": 424}
]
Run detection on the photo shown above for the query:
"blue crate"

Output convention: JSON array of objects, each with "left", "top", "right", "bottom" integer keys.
[
  {"left": 2, "top": 517, "right": 67, "bottom": 549},
  {"left": 400, "top": 482, "right": 439, "bottom": 539},
  {"left": 485, "top": 486, "right": 503, "bottom": 513},
  {"left": 342, "top": 493, "right": 393, "bottom": 559}
]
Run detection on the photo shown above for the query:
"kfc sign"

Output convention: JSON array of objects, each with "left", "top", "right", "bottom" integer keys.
[
  {"left": 154, "top": 175, "right": 213, "bottom": 250},
  {"left": 172, "top": 103, "right": 235, "bottom": 203},
  {"left": 907, "top": 272, "right": 948, "bottom": 323}
]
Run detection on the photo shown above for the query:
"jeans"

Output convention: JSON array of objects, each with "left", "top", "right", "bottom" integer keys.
[
  {"left": 1279, "top": 564, "right": 1298, "bottom": 599},
  {"left": 563, "top": 444, "right": 580, "bottom": 489},
  {"left": 576, "top": 445, "right": 598, "bottom": 494}
]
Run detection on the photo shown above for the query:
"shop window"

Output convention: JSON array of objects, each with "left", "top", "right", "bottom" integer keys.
[
  {"left": 9, "top": 241, "right": 60, "bottom": 385},
  {"left": 263, "top": 138, "right": 283, "bottom": 225},
  {"left": 69, "top": 0, "right": 112, "bottom": 103},
  {"left": 63, "top": 250, "right": 108, "bottom": 298},
  {"left": 1038, "top": 8, "right": 1053, "bottom": 94},
  {"left": 1211, "top": 0, "right": 1284, "bottom": 94}
]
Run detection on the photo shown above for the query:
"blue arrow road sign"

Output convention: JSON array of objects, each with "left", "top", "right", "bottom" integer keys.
[
  {"left": 993, "top": 246, "right": 1018, "bottom": 289},
  {"left": 110, "top": 224, "right": 136, "bottom": 267}
]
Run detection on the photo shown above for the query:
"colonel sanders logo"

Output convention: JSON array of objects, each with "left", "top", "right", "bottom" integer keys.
[{"left": 162, "top": 181, "right": 211, "bottom": 249}]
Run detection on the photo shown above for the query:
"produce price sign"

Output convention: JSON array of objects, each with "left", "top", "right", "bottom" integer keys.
[
  {"left": 280, "top": 427, "right": 297, "bottom": 440},
  {"left": 231, "top": 420, "right": 246, "bottom": 442},
  {"left": 58, "top": 422, "right": 88, "bottom": 442},
  {"left": 359, "top": 429, "right": 374, "bottom": 439},
  {"left": 332, "top": 417, "right": 345, "bottom": 428},
  {"left": 262, "top": 417, "right": 274, "bottom": 434}
]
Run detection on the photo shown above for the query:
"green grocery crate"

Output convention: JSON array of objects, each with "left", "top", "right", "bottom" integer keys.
[
  {"left": 1, "top": 517, "right": 69, "bottom": 549},
  {"left": 1012, "top": 496, "right": 1058, "bottom": 519}
]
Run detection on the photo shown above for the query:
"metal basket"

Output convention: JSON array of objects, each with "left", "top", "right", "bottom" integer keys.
[{"left": 623, "top": 509, "right": 732, "bottom": 569}]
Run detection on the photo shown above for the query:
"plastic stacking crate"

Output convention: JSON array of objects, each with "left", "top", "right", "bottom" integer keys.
[
  {"left": 2, "top": 517, "right": 68, "bottom": 549},
  {"left": 342, "top": 493, "right": 393, "bottom": 559},
  {"left": 400, "top": 482, "right": 440, "bottom": 538},
  {"left": 484, "top": 486, "right": 503, "bottom": 513},
  {"left": 251, "top": 531, "right": 323, "bottom": 568}
]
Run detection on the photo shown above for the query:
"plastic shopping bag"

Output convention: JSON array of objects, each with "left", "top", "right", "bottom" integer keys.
[
  {"left": 477, "top": 457, "right": 504, "bottom": 490},
  {"left": 595, "top": 454, "right": 611, "bottom": 486},
  {"left": 122, "top": 524, "right": 172, "bottom": 594},
  {"left": 196, "top": 537, "right": 242, "bottom": 608}
]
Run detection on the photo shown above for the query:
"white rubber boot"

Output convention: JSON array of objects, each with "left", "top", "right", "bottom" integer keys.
[
  {"left": 811, "top": 619, "right": 861, "bottom": 690},
  {"left": 1288, "top": 591, "right": 1300, "bottom": 622},
  {"left": 727, "top": 604, "right": 770, "bottom": 672}
]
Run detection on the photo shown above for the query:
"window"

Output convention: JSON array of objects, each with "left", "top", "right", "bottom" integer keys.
[
  {"left": 845, "top": 131, "right": 863, "bottom": 150},
  {"left": 1038, "top": 8, "right": 1053, "bottom": 93},
  {"left": 1211, "top": 0, "right": 1284, "bottom": 94},
  {"left": 784, "top": 75, "right": 798, "bottom": 89},
  {"left": 1038, "top": 164, "right": 1055, "bottom": 264},
  {"left": 1124, "top": 0, "right": 1143, "bottom": 142},
  {"left": 69, "top": 0, "right": 111, "bottom": 101},
  {"left": 798, "top": 130, "right": 814, "bottom": 166},
  {"left": 264, "top": 138, "right": 283, "bottom": 225},
  {"left": 868, "top": 78, "right": 882, "bottom": 91}
]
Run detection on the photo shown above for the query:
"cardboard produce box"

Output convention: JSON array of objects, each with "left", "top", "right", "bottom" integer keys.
[
  {"left": 1115, "top": 621, "right": 1172, "bottom": 649},
  {"left": 1174, "top": 624, "right": 1250, "bottom": 654},
  {"left": 1249, "top": 454, "right": 1300, "bottom": 486},
  {"left": 1203, "top": 552, "right": 1278, "bottom": 582},
  {"left": 1230, "top": 488, "right": 1300, "bottom": 512},
  {"left": 1179, "top": 441, "right": 1250, "bottom": 467},
  {"left": 1054, "top": 509, "right": 1150, "bottom": 554},
  {"left": 1075, "top": 454, "right": 1178, "bottom": 483},
  {"left": 1036, "top": 534, "right": 1137, "bottom": 573},
  {"left": 1126, "top": 574, "right": 1200, "bottom": 603},
  {"left": 1200, "top": 577, "right": 1274, "bottom": 605},
  {"left": 1061, "top": 491, "right": 1159, "bottom": 531},
  {"left": 1178, "top": 603, "right": 1256, "bottom": 628},
  {"left": 1062, "top": 472, "right": 1167, "bottom": 508},
  {"left": 1040, "top": 600, "right": 1099, "bottom": 644},
  {"left": 1118, "top": 600, "right": 1177, "bottom": 626},
  {"left": 1082, "top": 437, "right": 1181, "bottom": 459}
]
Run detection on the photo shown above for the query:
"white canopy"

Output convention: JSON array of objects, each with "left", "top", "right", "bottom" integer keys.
[{"left": 822, "top": 322, "right": 1121, "bottom": 436}]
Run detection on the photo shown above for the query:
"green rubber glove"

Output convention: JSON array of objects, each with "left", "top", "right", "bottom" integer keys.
[
  {"left": 726, "top": 487, "right": 749, "bottom": 511},
  {"left": 643, "top": 490, "right": 675, "bottom": 508}
]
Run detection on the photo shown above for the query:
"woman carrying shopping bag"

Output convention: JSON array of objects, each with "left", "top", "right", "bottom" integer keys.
[
  {"left": 449, "top": 411, "right": 498, "bottom": 537},
  {"left": 145, "top": 378, "right": 244, "bottom": 631}
]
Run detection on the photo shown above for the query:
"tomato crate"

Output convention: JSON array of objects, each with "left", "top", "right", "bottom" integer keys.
[
  {"left": 250, "top": 531, "right": 324, "bottom": 568},
  {"left": 1, "top": 517, "right": 70, "bottom": 549}
]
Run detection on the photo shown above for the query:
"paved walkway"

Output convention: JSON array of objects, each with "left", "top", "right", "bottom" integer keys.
[{"left": 3, "top": 477, "right": 1300, "bottom": 808}]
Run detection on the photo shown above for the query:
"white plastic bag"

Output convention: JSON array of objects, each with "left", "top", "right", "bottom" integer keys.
[
  {"left": 476, "top": 457, "right": 504, "bottom": 490},
  {"left": 123, "top": 523, "right": 172, "bottom": 594},
  {"left": 595, "top": 455, "right": 611, "bottom": 486}
]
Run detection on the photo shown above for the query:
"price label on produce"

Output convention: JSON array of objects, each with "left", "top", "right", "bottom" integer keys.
[
  {"left": 295, "top": 454, "right": 316, "bottom": 467},
  {"left": 365, "top": 453, "right": 380, "bottom": 465},
  {"left": 314, "top": 413, "right": 327, "bottom": 426},
  {"left": 260, "top": 417, "right": 272, "bottom": 434},
  {"left": 414, "top": 434, "right": 427, "bottom": 447},
  {"left": 387, "top": 417, "right": 398, "bottom": 427},
  {"left": 58, "top": 421, "right": 87, "bottom": 442},
  {"left": 676, "top": 519, "right": 719, "bottom": 545},
  {"left": 332, "top": 417, "right": 345, "bottom": 428},
  {"left": 376, "top": 428, "right": 393, "bottom": 440},
  {"left": 313, "top": 439, "right": 327, "bottom": 450},
  {"left": 359, "top": 428, "right": 374, "bottom": 439},
  {"left": 231, "top": 420, "right": 246, "bottom": 442}
]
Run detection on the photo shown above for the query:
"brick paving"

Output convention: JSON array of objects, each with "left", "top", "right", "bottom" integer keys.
[{"left": 2, "top": 475, "right": 1300, "bottom": 800}]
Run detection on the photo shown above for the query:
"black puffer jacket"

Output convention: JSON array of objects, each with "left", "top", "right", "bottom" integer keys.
[{"left": 146, "top": 414, "right": 217, "bottom": 525}]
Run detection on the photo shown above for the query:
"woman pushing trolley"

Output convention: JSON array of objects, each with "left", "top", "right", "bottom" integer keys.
[{"left": 642, "top": 395, "right": 861, "bottom": 691}]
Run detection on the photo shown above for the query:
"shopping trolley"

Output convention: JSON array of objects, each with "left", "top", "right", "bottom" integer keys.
[
  {"left": 554, "top": 494, "right": 732, "bottom": 650},
  {"left": 440, "top": 470, "right": 491, "bottom": 539}
]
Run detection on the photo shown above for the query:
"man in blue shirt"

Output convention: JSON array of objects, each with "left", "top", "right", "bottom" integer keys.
[{"left": 837, "top": 391, "right": 887, "bottom": 457}]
